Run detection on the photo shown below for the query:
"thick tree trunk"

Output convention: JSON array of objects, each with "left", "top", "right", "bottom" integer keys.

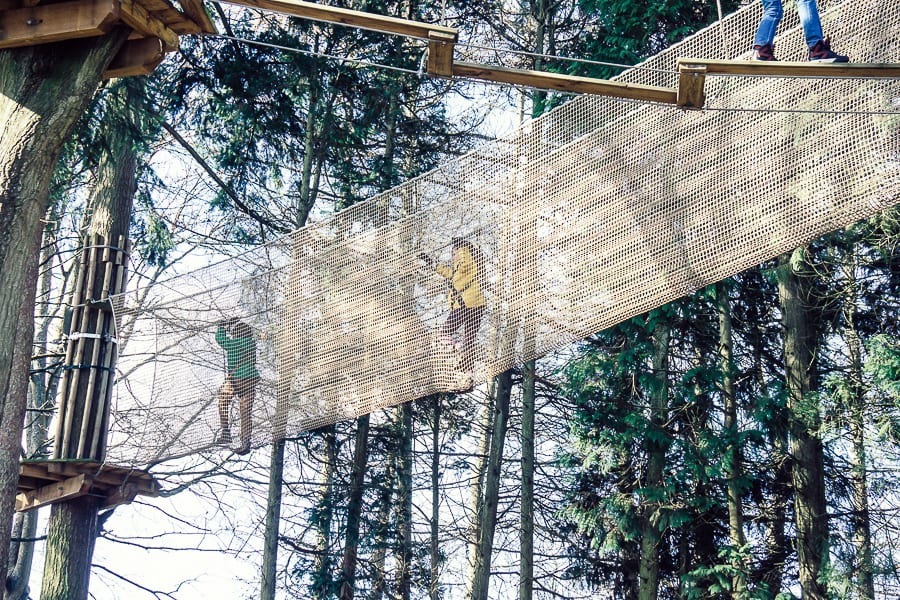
[
  {"left": 40, "top": 76, "right": 140, "bottom": 600},
  {"left": 0, "top": 30, "right": 127, "bottom": 579},
  {"left": 520, "top": 361, "right": 535, "bottom": 600},
  {"left": 38, "top": 496, "right": 101, "bottom": 599},
  {"left": 776, "top": 249, "right": 829, "bottom": 600},
  {"left": 840, "top": 243, "right": 874, "bottom": 600},
  {"left": 638, "top": 318, "right": 670, "bottom": 600},
  {"left": 470, "top": 370, "right": 512, "bottom": 600},
  {"left": 6, "top": 216, "right": 62, "bottom": 599},
  {"left": 339, "top": 414, "right": 370, "bottom": 600},
  {"left": 717, "top": 283, "right": 748, "bottom": 597}
]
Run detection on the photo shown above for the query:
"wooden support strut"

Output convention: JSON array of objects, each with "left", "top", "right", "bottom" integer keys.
[
  {"left": 222, "top": 0, "right": 457, "bottom": 41},
  {"left": 677, "top": 57, "right": 900, "bottom": 78},
  {"left": 16, "top": 474, "right": 92, "bottom": 512},
  {"left": 452, "top": 61, "right": 679, "bottom": 105},
  {"left": 118, "top": 0, "right": 179, "bottom": 50},
  {"left": 104, "top": 36, "right": 165, "bottom": 78}
]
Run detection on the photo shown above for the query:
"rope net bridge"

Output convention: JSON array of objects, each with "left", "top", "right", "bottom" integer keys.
[{"left": 101, "top": 0, "right": 898, "bottom": 467}]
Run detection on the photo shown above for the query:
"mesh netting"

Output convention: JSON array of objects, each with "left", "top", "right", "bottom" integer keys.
[{"left": 106, "top": 0, "right": 900, "bottom": 466}]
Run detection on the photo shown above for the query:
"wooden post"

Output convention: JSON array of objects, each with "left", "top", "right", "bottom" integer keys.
[{"left": 677, "top": 63, "right": 707, "bottom": 109}]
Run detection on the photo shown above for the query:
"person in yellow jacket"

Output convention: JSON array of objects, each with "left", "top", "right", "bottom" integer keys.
[{"left": 420, "top": 238, "right": 486, "bottom": 375}]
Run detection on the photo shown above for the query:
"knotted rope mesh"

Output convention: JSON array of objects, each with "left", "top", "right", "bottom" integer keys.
[{"left": 106, "top": 0, "right": 899, "bottom": 466}]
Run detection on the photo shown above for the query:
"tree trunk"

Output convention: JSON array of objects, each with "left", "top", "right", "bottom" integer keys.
[
  {"left": 339, "top": 414, "right": 370, "bottom": 600},
  {"left": 717, "top": 283, "right": 748, "bottom": 597},
  {"left": 776, "top": 249, "right": 829, "bottom": 600},
  {"left": 0, "top": 30, "right": 128, "bottom": 579},
  {"left": 395, "top": 402, "right": 414, "bottom": 600},
  {"left": 520, "top": 361, "right": 535, "bottom": 600},
  {"left": 312, "top": 425, "right": 337, "bottom": 600},
  {"left": 6, "top": 214, "right": 63, "bottom": 599},
  {"left": 470, "top": 370, "right": 512, "bottom": 600},
  {"left": 38, "top": 495, "right": 102, "bottom": 599},
  {"left": 465, "top": 381, "right": 495, "bottom": 597},
  {"left": 260, "top": 438, "right": 286, "bottom": 600},
  {"left": 429, "top": 395, "right": 442, "bottom": 600},
  {"left": 840, "top": 242, "right": 874, "bottom": 600},
  {"left": 40, "top": 74, "right": 138, "bottom": 600},
  {"left": 638, "top": 318, "right": 670, "bottom": 600},
  {"left": 367, "top": 448, "right": 395, "bottom": 600}
]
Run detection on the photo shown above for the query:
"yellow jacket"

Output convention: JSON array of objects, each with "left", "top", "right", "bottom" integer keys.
[{"left": 436, "top": 247, "right": 485, "bottom": 310}]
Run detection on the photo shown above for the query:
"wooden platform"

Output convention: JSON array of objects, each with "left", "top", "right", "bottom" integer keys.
[
  {"left": 0, "top": 0, "right": 216, "bottom": 78},
  {"left": 16, "top": 459, "right": 160, "bottom": 512}
]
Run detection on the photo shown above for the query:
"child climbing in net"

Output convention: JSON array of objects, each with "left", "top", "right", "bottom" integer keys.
[
  {"left": 419, "top": 237, "right": 486, "bottom": 393},
  {"left": 215, "top": 317, "right": 260, "bottom": 455}
]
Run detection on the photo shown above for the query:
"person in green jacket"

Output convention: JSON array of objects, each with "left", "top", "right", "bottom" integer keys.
[
  {"left": 215, "top": 317, "right": 260, "bottom": 455},
  {"left": 420, "top": 238, "right": 486, "bottom": 381}
]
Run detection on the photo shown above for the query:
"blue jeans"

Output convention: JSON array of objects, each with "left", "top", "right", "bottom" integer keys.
[{"left": 753, "top": 0, "right": 824, "bottom": 48}]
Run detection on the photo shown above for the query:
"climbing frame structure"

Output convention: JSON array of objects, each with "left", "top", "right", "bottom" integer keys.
[{"left": 103, "top": 0, "right": 898, "bottom": 466}]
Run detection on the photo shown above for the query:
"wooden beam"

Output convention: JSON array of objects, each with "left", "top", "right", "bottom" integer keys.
[
  {"left": 103, "top": 35, "right": 165, "bottom": 78},
  {"left": 677, "top": 62, "right": 707, "bottom": 109},
  {"left": 176, "top": 0, "right": 216, "bottom": 33},
  {"left": 119, "top": 0, "right": 179, "bottom": 50},
  {"left": 221, "top": 0, "right": 456, "bottom": 42},
  {"left": 101, "top": 482, "right": 138, "bottom": 509},
  {"left": 426, "top": 29, "right": 454, "bottom": 78},
  {"left": 15, "top": 474, "right": 91, "bottom": 512},
  {"left": 677, "top": 57, "right": 900, "bottom": 78},
  {"left": 452, "top": 61, "right": 679, "bottom": 105},
  {"left": 0, "top": 0, "right": 120, "bottom": 49}
]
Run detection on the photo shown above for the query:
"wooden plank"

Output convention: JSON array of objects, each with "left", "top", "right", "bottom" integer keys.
[
  {"left": 177, "top": 0, "right": 216, "bottom": 33},
  {"left": 119, "top": 0, "right": 179, "bottom": 50},
  {"left": 221, "top": 0, "right": 456, "bottom": 41},
  {"left": 102, "top": 482, "right": 138, "bottom": 509},
  {"left": 452, "top": 61, "right": 679, "bottom": 105},
  {"left": 677, "top": 57, "right": 900, "bottom": 78},
  {"left": 15, "top": 474, "right": 91, "bottom": 512},
  {"left": 103, "top": 38, "right": 166, "bottom": 79},
  {"left": 677, "top": 63, "right": 706, "bottom": 109},
  {"left": 0, "top": 0, "right": 120, "bottom": 49},
  {"left": 426, "top": 30, "right": 454, "bottom": 78}
]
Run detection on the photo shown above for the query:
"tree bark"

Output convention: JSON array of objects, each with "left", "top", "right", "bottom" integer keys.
[
  {"left": 339, "top": 414, "right": 370, "bottom": 600},
  {"left": 395, "top": 402, "right": 414, "bottom": 600},
  {"left": 0, "top": 30, "right": 128, "bottom": 580},
  {"left": 776, "top": 249, "right": 829, "bottom": 600},
  {"left": 638, "top": 318, "right": 670, "bottom": 600},
  {"left": 465, "top": 389, "right": 494, "bottom": 597},
  {"left": 367, "top": 447, "right": 395, "bottom": 600},
  {"left": 260, "top": 438, "right": 286, "bottom": 600},
  {"left": 520, "top": 361, "right": 535, "bottom": 600},
  {"left": 470, "top": 370, "right": 512, "bottom": 600},
  {"left": 840, "top": 241, "right": 874, "bottom": 600},
  {"left": 312, "top": 425, "right": 337, "bottom": 600},
  {"left": 717, "top": 283, "right": 748, "bottom": 597},
  {"left": 429, "top": 395, "right": 442, "bottom": 600}
]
